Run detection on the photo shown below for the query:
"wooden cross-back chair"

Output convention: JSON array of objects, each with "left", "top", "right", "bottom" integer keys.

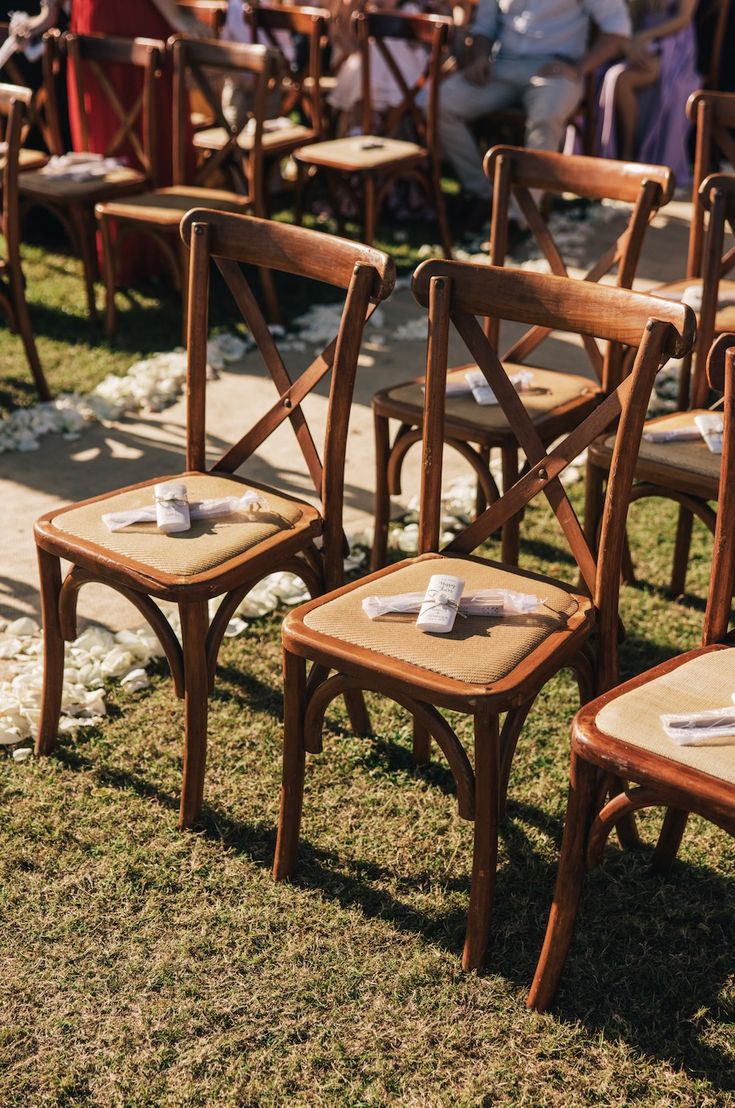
[
  {"left": 189, "top": 13, "right": 321, "bottom": 209},
  {"left": 528, "top": 331, "right": 735, "bottom": 1013},
  {"left": 273, "top": 260, "right": 694, "bottom": 972},
  {"left": 0, "top": 83, "right": 48, "bottom": 398},
  {"left": 587, "top": 172, "right": 735, "bottom": 597},
  {"left": 292, "top": 8, "right": 453, "bottom": 256},
  {"left": 0, "top": 23, "right": 59, "bottom": 166},
  {"left": 95, "top": 39, "right": 278, "bottom": 336},
  {"left": 176, "top": 0, "right": 228, "bottom": 36},
  {"left": 18, "top": 31, "right": 164, "bottom": 323},
  {"left": 242, "top": 1, "right": 329, "bottom": 135},
  {"left": 370, "top": 146, "right": 674, "bottom": 572},
  {"left": 33, "top": 210, "right": 395, "bottom": 831}
]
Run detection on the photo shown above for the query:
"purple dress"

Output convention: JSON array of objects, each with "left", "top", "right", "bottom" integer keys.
[{"left": 597, "top": 6, "right": 700, "bottom": 187}]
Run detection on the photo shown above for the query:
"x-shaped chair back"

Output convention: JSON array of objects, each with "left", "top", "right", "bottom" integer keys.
[
  {"left": 484, "top": 145, "right": 674, "bottom": 394},
  {"left": 0, "top": 83, "right": 30, "bottom": 233},
  {"left": 0, "top": 24, "right": 62, "bottom": 154},
  {"left": 413, "top": 260, "right": 695, "bottom": 691},
  {"left": 180, "top": 207, "right": 395, "bottom": 587},
  {"left": 172, "top": 36, "right": 274, "bottom": 206},
  {"left": 64, "top": 32, "right": 163, "bottom": 183},
  {"left": 0, "top": 82, "right": 49, "bottom": 397},
  {"left": 357, "top": 9, "right": 449, "bottom": 153},
  {"left": 244, "top": 2, "right": 328, "bottom": 137},
  {"left": 687, "top": 90, "right": 735, "bottom": 278}
]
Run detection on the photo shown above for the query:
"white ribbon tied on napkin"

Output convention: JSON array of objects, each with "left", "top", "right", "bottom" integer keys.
[
  {"left": 362, "top": 586, "right": 545, "bottom": 620},
  {"left": 102, "top": 488, "right": 266, "bottom": 533},
  {"left": 661, "top": 693, "right": 735, "bottom": 746}
]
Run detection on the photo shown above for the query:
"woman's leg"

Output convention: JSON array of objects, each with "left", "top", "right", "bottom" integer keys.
[{"left": 614, "top": 57, "right": 661, "bottom": 161}]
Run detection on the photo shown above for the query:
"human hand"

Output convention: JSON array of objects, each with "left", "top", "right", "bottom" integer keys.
[
  {"left": 625, "top": 36, "right": 652, "bottom": 67},
  {"left": 11, "top": 11, "right": 51, "bottom": 40},
  {"left": 462, "top": 54, "right": 491, "bottom": 86},
  {"left": 536, "top": 59, "right": 580, "bottom": 81}
]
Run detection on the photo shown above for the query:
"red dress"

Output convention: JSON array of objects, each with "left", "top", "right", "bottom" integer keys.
[{"left": 68, "top": 0, "right": 179, "bottom": 279}]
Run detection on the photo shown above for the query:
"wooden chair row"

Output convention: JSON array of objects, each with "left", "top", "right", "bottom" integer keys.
[
  {"left": 370, "top": 90, "right": 735, "bottom": 599},
  {"left": 34, "top": 206, "right": 721, "bottom": 991}
]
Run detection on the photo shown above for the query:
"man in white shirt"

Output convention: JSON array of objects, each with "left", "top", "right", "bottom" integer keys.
[{"left": 437, "top": 0, "right": 631, "bottom": 220}]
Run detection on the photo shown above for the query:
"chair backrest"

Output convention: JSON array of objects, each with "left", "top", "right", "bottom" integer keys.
[
  {"left": 0, "top": 83, "right": 32, "bottom": 260},
  {"left": 171, "top": 36, "right": 274, "bottom": 206},
  {"left": 245, "top": 1, "right": 329, "bottom": 136},
  {"left": 0, "top": 24, "right": 61, "bottom": 153},
  {"left": 179, "top": 208, "right": 396, "bottom": 588},
  {"left": 412, "top": 259, "right": 694, "bottom": 692},
  {"left": 177, "top": 0, "right": 228, "bottom": 35},
  {"left": 701, "top": 333, "right": 735, "bottom": 646},
  {"left": 686, "top": 89, "right": 735, "bottom": 276},
  {"left": 356, "top": 9, "right": 450, "bottom": 152},
  {"left": 688, "top": 173, "right": 735, "bottom": 407},
  {"left": 484, "top": 145, "right": 675, "bottom": 394},
  {"left": 63, "top": 32, "right": 164, "bottom": 182}
]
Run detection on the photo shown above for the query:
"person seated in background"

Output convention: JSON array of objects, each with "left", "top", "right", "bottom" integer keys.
[
  {"left": 598, "top": 0, "right": 700, "bottom": 187},
  {"left": 434, "top": 0, "right": 631, "bottom": 227}
]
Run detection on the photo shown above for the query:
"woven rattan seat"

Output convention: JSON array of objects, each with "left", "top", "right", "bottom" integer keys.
[
  {"left": 384, "top": 365, "right": 599, "bottom": 434},
  {"left": 595, "top": 650, "right": 735, "bottom": 786},
  {"left": 592, "top": 410, "right": 721, "bottom": 482},
  {"left": 193, "top": 122, "right": 313, "bottom": 153},
  {"left": 301, "top": 555, "right": 585, "bottom": 686},
  {"left": 295, "top": 135, "right": 424, "bottom": 172},
  {"left": 51, "top": 473, "right": 310, "bottom": 579},
  {"left": 98, "top": 186, "right": 251, "bottom": 226}
]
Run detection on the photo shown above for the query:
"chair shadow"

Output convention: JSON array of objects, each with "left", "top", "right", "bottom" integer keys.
[{"left": 55, "top": 700, "right": 735, "bottom": 1094}]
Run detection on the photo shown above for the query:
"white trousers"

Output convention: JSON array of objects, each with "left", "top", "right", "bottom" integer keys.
[{"left": 434, "top": 54, "right": 583, "bottom": 199}]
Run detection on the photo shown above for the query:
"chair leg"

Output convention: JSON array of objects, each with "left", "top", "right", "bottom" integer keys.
[
  {"left": 178, "top": 238, "right": 190, "bottom": 348},
  {"left": 500, "top": 446, "right": 520, "bottom": 565},
  {"left": 98, "top": 214, "right": 118, "bottom": 338},
  {"left": 432, "top": 165, "right": 453, "bottom": 260},
  {"left": 70, "top": 204, "right": 99, "bottom": 324},
  {"left": 651, "top": 806, "right": 689, "bottom": 873},
  {"left": 463, "top": 710, "right": 500, "bottom": 971},
  {"left": 371, "top": 411, "right": 392, "bottom": 572},
  {"left": 8, "top": 253, "right": 50, "bottom": 400},
  {"left": 343, "top": 688, "right": 371, "bottom": 736},
  {"left": 526, "top": 752, "right": 600, "bottom": 1012},
  {"left": 475, "top": 444, "right": 490, "bottom": 517},
  {"left": 364, "top": 176, "right": 376, "bottom": 246},
  {"left": 670, "top": 506, "right": 694, "bottom": 595},
  {"left": 583, "top": 458, "right": 605, "bottom": 554},
  {"left": 178, "top": 599, "right": 210, "bottom": 830},
  {"left": 412, "top": 720, "right": 431, "bottom": 767},
  {"left": 273, "top": 646, "right": 307, "bottom": 881},
  {"left": 35, "top": 548, "right": 65, "bottom": 756}
]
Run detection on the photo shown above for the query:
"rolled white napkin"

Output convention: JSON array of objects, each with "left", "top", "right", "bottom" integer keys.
[
  {"left": 40, "top": 153, "right": 123, "bottom": 181},
  {"left": 363, "top": 586, "right": 544, "bottom": 621},
  {"left": 464, "top": 368, "right": 534, "bottom": 406},
  {"left": 661, "top": 694, "right": 735, "bottom": 745},
  {"left": 102, "top": 488, "right": 265, "bottom": 533},
  {"left": 154, "top": 482, "right": 190, "bottom": 534},
  {"left": 642, "top": 426, "right": 701, "bottom": 443},
  {"left": 693, "top": 412, "right": 723, "bottom": 454},
  {"left": 416, "top": 574, "right": 464, "bottom": 634}
]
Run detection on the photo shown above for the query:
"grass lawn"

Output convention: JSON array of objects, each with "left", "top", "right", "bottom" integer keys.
[
  {"left": 1, "top": 213, "right": 733, "bottom": 1105},
  {"left": 2, "top": 488, "right": 733, "bottom": 1105}
]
